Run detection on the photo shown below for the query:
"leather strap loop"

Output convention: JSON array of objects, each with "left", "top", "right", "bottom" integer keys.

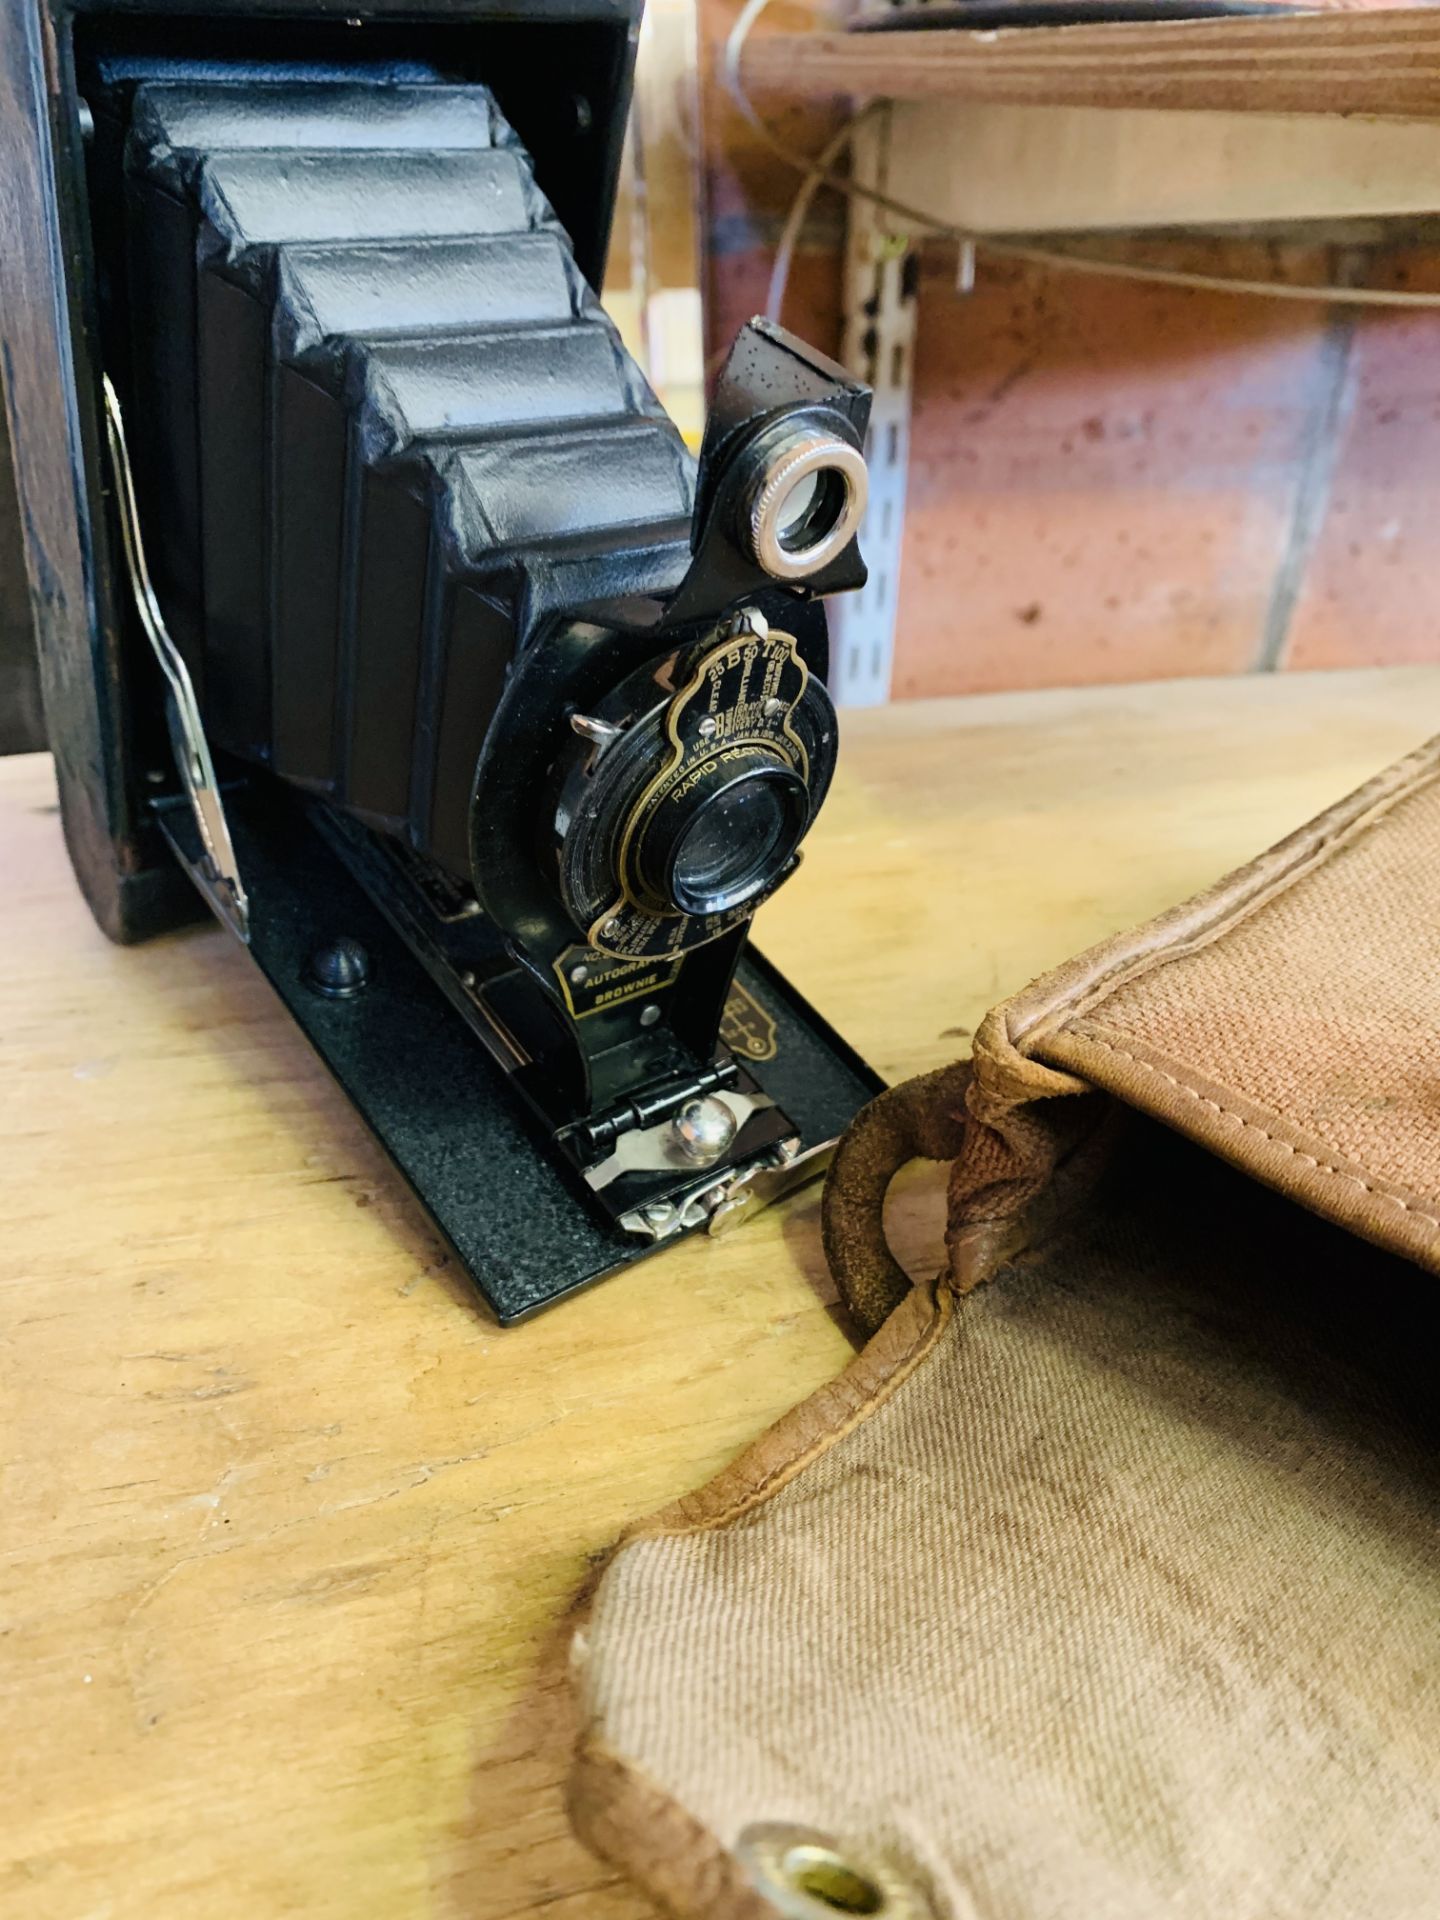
[{"left": 821, "top": 1061, "right": 972, "bottom": 1335}]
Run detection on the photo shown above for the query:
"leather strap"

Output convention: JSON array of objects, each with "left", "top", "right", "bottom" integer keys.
[{"left": 820, "top": 1060, "right": 972, "bottom": 1333}]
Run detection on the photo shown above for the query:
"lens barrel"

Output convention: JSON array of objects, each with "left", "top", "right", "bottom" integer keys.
[
  {"left": 639, "top": 747, "right": 809, "bottom": 919},
  {"left": 551, "top": 622, "right": 837, "bottom": 960}
]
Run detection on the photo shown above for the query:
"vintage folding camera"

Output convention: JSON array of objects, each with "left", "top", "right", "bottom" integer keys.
[{"left": 2, "top": 0, "right": 881, "bottom": 1320}]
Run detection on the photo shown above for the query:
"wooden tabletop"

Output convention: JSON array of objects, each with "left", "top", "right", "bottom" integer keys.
[{"left": 3, "top": 666, "right": 1436, "bottom": 1920}]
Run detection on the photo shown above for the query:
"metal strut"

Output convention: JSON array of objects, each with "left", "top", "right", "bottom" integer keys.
[{"left": 102, "top": 374, "right": 250, "bottom": 942}]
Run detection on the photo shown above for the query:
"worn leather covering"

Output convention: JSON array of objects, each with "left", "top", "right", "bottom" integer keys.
[{"left": 569, "top": 738, "right": 1440, "bottom": 1920}]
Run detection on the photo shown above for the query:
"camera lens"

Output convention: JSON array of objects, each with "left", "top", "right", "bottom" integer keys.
[
  {"left": 550, "top": 632, "right": 839, "bottom": 957},
  {"left": 642, "top": 750, "right": 808, "bottom": 919},
  {"left": 669, "top": 772, "right": 801, "bottom": 916},
  {"left": 742, "top": 424, "right": 867, "bottom": 581},
  {"left": 774, "top": 466, "right": 851, "bottom": 556},
  {"left": 775, "top": 471, "right": 821, "bottom": 540}
]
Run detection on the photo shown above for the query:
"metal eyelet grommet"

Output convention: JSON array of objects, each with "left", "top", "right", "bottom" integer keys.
[{"left": 737, "top": 1823, "right": 931, "bottom": 1919}]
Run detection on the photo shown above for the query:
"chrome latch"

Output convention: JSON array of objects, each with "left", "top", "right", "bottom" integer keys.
[{"left": 617, "top": 1133, "right": 838, "bottom": 1245}]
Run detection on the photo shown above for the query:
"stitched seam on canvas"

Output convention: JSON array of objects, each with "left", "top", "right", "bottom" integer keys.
[
  {"left": 681, "top": 1297, "right": 947, "bottom": 1531},
  {"left": 570, "top": 1738, "right": 776, "bottom": 1920},
  {"left": 628, "top": 1289, "right": 953, "bottom": 1544},
  {"left": 1071, "top": 1029, "right": 1440, "bottom": 1233},
  {"left": 1009, "top": 748, "right": 1440, "bottom": 1054}
]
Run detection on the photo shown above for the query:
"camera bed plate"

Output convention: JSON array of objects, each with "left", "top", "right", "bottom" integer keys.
[{"left": 155, "top": 786, "right": 883, "bottom": 1324}]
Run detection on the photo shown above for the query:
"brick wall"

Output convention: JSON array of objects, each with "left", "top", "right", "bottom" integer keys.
[{"left": 697, "top": 0, "right": 1440, "bottom": 697}]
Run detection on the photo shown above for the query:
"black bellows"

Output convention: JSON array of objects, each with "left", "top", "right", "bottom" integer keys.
[{"left": 123, "top": 79, "right": 695, "bottom": 877}]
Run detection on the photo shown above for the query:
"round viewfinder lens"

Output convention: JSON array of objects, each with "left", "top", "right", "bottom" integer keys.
[{"left": 775, "top": 471, "right": 821, "bottom": 539}]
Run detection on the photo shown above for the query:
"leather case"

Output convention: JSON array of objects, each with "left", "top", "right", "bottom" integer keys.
[{"left": 567, "top": 737, "right": 1440, "bottom": 1920}]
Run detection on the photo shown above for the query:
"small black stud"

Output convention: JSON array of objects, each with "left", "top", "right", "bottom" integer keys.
[{"left": 305, "top": 935, "right": 370, "bottom": 1000}]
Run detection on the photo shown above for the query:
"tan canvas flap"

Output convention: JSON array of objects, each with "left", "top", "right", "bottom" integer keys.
[
  {"left": 569, "top": 739, "right": 1440, "bottom": 1920},
  {"left": 990, "top": 733, "right": 1440, "bottom": 1280}
]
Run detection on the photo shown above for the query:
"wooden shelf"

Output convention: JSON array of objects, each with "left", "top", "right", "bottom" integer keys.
[{"left": 741, "top": 8, "right": 1440, "bottom": 118}]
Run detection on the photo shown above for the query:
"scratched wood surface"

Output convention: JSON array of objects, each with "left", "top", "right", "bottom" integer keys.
[{"left": 3, "top": 666, "right": 1437, "bottom": 1920}]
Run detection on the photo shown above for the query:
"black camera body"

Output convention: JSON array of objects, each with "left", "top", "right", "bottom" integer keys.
[{"left": 2, "top": 0, "right": 882, "bottom": 1320}]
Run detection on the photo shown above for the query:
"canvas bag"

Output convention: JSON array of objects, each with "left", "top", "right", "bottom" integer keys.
[{"left": 567, "top": 736, "right": 1440, "bottom": 1920}]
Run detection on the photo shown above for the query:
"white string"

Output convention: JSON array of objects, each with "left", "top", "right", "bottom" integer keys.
[
  {"left": 766, "top": 105, "right": 880, "bottom": 322},
  {"left": 725, "top": 0, "right": 1440, "bottom": 310}
]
